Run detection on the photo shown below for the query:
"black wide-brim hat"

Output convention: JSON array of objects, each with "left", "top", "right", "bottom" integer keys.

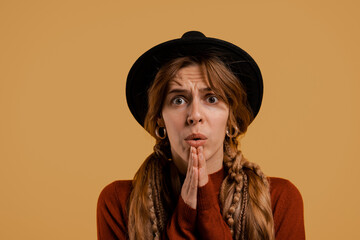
[{"left": 126, "top": 31, "right": 263, "bottom": 127}]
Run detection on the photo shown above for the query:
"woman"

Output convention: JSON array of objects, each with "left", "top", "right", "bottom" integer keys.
[{"left": 97, "top": 31, "right": 305, "bottom": 240}]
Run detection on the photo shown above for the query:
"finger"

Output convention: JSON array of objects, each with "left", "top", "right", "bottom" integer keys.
[
  {"left": 193, "top": 148, "right": 198, "bottom": 169},
  {"left": 192, "top": 167, "right": 198, "bottom": 189},
  {"left": 185, "top": 147, "right": 197, "bottom": 189},
  {"left": 190, "top": 147, "right": 198, "bottom": 190},
  {"left": 197, "top": 146, "right": 205, "bottom": 169},
  {"left": 181, "top": 147, "right": 198, "bottom": 209},
  {"left": 190, "top": 149, "right": 198, "bottom": 188},
  {"left": 186, "top": 147, "right": 195, "bottom": 176},
  {"left": 182, "top": 167, "right": 198, "bottom": 209},
  {"left": 197, "top": 146, "right": 209, "bottom": 187}
]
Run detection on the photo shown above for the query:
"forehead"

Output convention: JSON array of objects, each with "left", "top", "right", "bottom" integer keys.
[{"left": 168, "top": 65, "right": 209, "bottom": 88}]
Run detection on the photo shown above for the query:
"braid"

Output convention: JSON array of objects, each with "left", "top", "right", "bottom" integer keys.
[
  {"left": 235, "top": 172, "right": 248, "bottom": 240},
  {"left": 147, "top": 180, "right": 159, "bottom": 239},
  {"left": 242, "top": 161, "right": 274, "bottom": 240},
  {"left": 151, "top": 155, "right": 168, "bottom": 232},
  {"left": 146, "top": 141, "right": 180, "bottom": 239},
  {"left": 242, "top": 161, "right": 270, "bottom": 189},
  {"left": 220, "top": 139, "right": 274, "bottom": 240},
  {"left": 128, "top": 153, "right": 156, "bottom": 240},
  {"left": 220, "top": 151, "right": 248, "bottom": 238}
]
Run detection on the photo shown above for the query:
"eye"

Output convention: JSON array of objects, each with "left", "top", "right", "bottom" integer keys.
[
  {"left": 171, "top": 96, "right": 186, "bottom": 105},
  {"left": 206, "top": 95, "right": 219, "bottom": 104}
]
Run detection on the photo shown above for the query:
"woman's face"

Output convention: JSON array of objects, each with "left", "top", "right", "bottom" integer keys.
[{"left": 161, "top": 65, "right": 229, "bottom": 174}]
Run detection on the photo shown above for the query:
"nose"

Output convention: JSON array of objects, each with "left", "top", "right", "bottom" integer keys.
[{"left": 186, "top": 98, "right": 203, "bottom": 125}]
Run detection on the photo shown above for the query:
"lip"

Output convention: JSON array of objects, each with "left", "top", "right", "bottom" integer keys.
[{"left": 184, "top": 133, "right": 207, "bottom": 147}]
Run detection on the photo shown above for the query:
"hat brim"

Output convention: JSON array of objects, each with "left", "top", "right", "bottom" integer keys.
[{"left": 126, "top": 32, "right": 263, "bottom": 127}]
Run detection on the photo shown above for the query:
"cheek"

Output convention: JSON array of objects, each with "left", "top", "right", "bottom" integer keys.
[
  {"left": 163, "top": 112, "right": 189, "bottom": 161},
  {"left": 213, "top": 122, "right": 227, "bottom": 140},
  {"left": 209, "top": 113, "right": 229, "bottom": 140},
  {"left": 162, "top": 111, "right": 185, "bottom": 141},
  {"left": 210, "top": 110, "right": 229, "bottom": 128}
]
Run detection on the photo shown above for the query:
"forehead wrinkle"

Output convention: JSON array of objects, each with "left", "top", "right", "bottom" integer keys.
[
  {"left": 176, "top": 65, "right": 204, "bottom": 79},
  {"left": 168, "top": 79, "right": 183, "bottom": 87},
  {"left": 168, "top": 66, "right": 210, "bottom": 93},
  {"left": 169, "top": 79, "right": 208, "bottom": 92},
  {"left": 179, "top": 72, "right": 204, "bottom": 81}
]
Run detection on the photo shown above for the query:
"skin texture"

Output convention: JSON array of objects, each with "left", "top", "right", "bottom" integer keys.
[{"left": 161, "top": 65, "right": 229, "bottom": 209}]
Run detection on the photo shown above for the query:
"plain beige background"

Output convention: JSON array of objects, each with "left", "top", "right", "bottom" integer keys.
[{"left": 1, "top": 0, "right": 359, "bottom": 239}]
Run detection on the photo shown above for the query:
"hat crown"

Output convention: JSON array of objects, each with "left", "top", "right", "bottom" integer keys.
[{"left": 181, "top": 31, "right": 206, "bottom": 39}]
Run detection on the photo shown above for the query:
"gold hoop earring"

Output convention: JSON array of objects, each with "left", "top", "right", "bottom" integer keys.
[
  {"left": 155, "top": 126, "right": 167, "bottom": 139},
  {"left": 226, "top": 125, "right": 239, "bottom": 138}
]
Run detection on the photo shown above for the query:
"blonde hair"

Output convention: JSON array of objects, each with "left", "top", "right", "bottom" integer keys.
[{"left": 127, "top": 55, "right": 274, "bottom": 239}]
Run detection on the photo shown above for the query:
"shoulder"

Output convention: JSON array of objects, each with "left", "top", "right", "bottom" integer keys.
[
  {"left": 98, "top": 180, "right": 132, "bottom": 202},
  {"left": 269, "top": 177, "right": 303, "bottom": 208},
  {"left": 268, "top": 177, "right": 304, "bottom": 215},
  {"left": 268, "top": 177, "right": 306, "bottom": 239},
  {"left": 97, "top": 180, "right": 133, "bottom": 239},
  {"left": 97, "top": 180, "right": 133, "bottom": 214}
]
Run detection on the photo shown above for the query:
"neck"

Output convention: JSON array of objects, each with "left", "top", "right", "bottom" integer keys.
[{"left": 205, "top": 149, "right": 224, "bottom": 174}]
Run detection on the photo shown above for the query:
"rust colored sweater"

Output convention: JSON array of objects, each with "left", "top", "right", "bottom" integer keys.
[{"left": 97, "top": 168, "right": 305, "bottom": 239}]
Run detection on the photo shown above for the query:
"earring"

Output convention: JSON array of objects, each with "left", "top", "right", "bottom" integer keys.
[
  {"left": 155, "top": 126, "right": 167, "bottom": 139},
  {"left": 226, "top": 125, "right": 239, "bottom": 138}
]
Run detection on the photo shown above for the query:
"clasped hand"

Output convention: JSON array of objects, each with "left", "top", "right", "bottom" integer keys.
[{"left": 180, "top": 146, "right": 209, "bottom": 209}]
